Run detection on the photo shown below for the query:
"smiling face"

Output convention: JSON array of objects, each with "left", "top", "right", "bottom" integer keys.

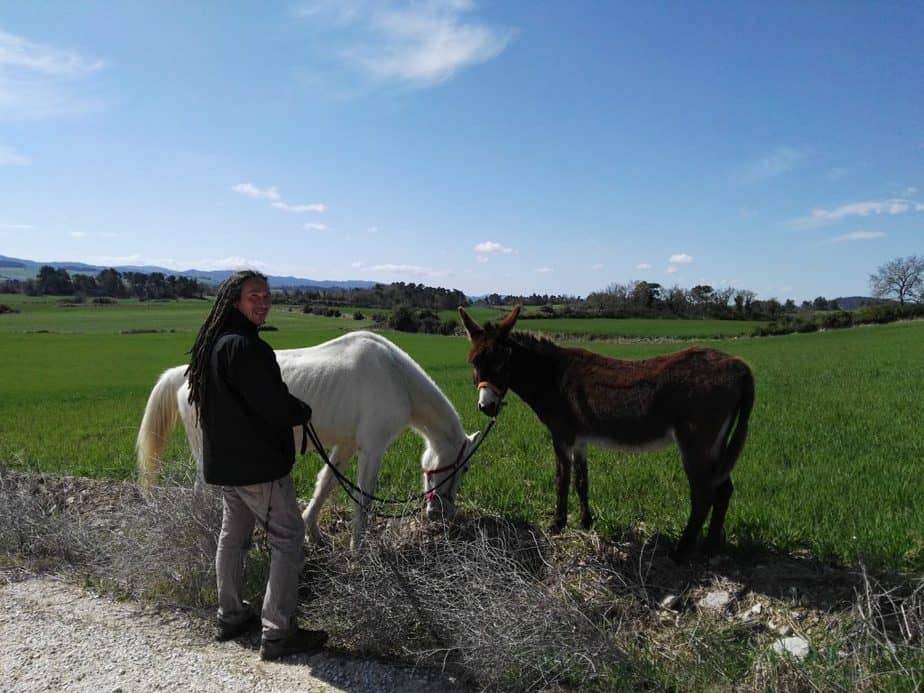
[{"left": 234, "top": 277, "right": 271, "bottom": 326}]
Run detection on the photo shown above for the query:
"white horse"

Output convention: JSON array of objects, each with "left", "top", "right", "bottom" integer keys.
[{"left": 136, "top": 330, "right": 480, "bottom": 549}]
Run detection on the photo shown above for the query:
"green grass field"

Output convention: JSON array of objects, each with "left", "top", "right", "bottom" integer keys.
[
  {"left": 1, "top": 295, "right": 921, "bottom": 572},
  {"left": 514, "top": 316, "right": 764, "bottom": 338},
  {"left": 437, "top": 305, "right": 765, "bottom": 338}
]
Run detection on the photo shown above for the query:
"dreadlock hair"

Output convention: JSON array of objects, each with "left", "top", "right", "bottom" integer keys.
[{"left": 186, "top": 269, "right": 268, "bottom": 417}]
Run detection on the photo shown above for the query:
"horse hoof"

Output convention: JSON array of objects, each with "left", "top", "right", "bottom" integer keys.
[
  {"left": 580, "top": 515, "right": 593, "bottom": 530},
  {"left": 548, "top": 522, "right": 565, "bottom": 535},
  {"left": 304, "top": 527, "right": 326, "bottom": 547}
]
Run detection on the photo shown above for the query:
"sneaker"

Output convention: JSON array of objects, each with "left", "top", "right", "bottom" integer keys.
[
  {"left": 214, "top": 612, "right": 260, "bottom": 642},
  {"left": 260, "top": 628, "right": 329, "bottom": 661}
]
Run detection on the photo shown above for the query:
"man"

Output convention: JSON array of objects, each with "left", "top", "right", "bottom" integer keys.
[{"left": 185, "top": 269, "right": 327, "bottom": 661}]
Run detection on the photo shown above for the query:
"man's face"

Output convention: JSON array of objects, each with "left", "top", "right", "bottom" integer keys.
[{"left": 234, "top": 277, "right": 271, "bottom": 326}]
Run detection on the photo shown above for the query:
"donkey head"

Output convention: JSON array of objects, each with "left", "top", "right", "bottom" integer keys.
[{"left": 458, "top": 305, "right": 521, "bottom": 417}]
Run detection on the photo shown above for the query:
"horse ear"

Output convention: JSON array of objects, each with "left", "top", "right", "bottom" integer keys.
[
  {"left": 458, "top": 306, "right": 483, "bottom": 340},
  {"left": 497, "top": 304, "right": 521, "bottom": 338}
]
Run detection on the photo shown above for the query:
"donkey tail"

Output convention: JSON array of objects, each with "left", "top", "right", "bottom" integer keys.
[
  {"left": 715, "top": 364, "right": 755, "bottom": 485},
  {"left": 136, "top": 365, "right": 187, "bottom": 487}
]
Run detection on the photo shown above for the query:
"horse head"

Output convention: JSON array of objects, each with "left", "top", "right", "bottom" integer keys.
[
  {"left": 423, "top": 431, "right": 481, "bottom": 521},
  {"left": 458, "top": 305, "right": 520, "bottom": 418}
]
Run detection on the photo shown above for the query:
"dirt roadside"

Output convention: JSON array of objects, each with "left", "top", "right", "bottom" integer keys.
[{"left": 0, "top": 570, "right": 468, "bottom": 693}]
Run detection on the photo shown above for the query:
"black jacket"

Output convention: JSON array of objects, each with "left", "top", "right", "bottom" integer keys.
[{"left": 200, "top": 309, "right": 309, "bottom": 486}]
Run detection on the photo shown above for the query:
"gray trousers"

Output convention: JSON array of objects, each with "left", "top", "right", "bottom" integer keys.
[{"left": 215, "top": 475, "right": 305, "bottom": 641}]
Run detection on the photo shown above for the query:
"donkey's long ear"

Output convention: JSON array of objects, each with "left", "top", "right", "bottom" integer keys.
[
  {"left": 497, "top": 304, "right": 521, "bottom": 338},
  {"left": 458, "top": 306, "right": 483, "bottom": 340}
]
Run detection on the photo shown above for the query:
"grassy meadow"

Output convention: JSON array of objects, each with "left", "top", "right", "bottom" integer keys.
[{"left": 1, "top": 294, "right": 922, "bottom": 572}]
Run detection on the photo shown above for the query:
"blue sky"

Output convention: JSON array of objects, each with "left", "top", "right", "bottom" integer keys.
[{"left": 1, "top": 1, "right": 921, "bottom": 301}]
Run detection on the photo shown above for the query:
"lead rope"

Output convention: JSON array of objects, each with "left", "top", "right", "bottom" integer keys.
[{"left": 300, "top": 417, "right": 497, "bottom": 515}]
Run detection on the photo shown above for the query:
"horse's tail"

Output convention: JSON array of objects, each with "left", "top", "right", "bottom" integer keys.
[
  {"left": 136, "top": 365, "right": 187, "bottom": 487},
  {"left": 715, "top": 363, "right": 755, "bottom": 486}
]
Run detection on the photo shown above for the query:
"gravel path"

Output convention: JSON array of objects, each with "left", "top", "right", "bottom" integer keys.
[{"left": 0, "top": 572, "right": 468, "bottom": 693}]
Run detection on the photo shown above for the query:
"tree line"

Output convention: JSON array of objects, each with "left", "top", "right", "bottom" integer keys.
[
  {"left": 491, "top": 281, "right": 841, "bottom": 322},
  {"left": 277, "top": 281, "right": 467, "bottom": 312},
  {"left": 4, "top": 255, "right": 919, "bottom": 324},
  {"left": 0, "top": 266, "right": 208, "bottom": 300}
]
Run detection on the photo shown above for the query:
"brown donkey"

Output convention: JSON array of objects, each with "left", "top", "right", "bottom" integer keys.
[{"left": 459, "top": 305, "right": 755, "bottom": 562}]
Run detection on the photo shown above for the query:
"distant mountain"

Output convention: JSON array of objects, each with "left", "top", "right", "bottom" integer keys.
[{"left": 0, "top": 255, "right": 376, "bottom": 290}]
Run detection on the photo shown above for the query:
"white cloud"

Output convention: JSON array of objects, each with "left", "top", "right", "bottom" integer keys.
[
  {"left": 68, "top": 230, "right": 118, "bottom": 240},
  {"left": 0, "top": 30, "right": 104, "bottom": 75},
  {"left": 92, "top": 253, "right": 144, "bottom": 265},
  {"left": 272, "top": 201, "right": 326, "bottom": 213},
  {"left": 827, "top": 230, "right": 886, "bottom": 243},
  {"left": 232, "top": 183, "right": 326, "bottom": 215},
  {"left": 351, "top": 260, "right": 364, "bottom": 268},
  {"left": 0, "top": 30, "right": 105, "bottom": 119},
  {"left": 196, "top": 256, "right": 270, "bottom": 271},
  {"left": 0, "top": 143, "right": 30, "bottom": 165},
  {"left": 666, "top": 266, "right": 679, "bottom": 274},
  {"left": 534, "top": 266, "right": 553, "bottom": 273},
  {"left": 297, "top": 0, "right": 516, "bottom": 87},
  {"left": 804, "top": 198, "right": 924, "bottom": 225},
  {"left": 591, "top": 263, "right": 603, "bottom": 270},
  {"left": 476, "top": 255, "right": 488, "bottom": 264},
  {"left": 474, "top": 240, "right": 514, "bottom": 255},
  {"left": 734, "top": 146, "right": 807, "bottom": 184},
  {"left": 669, "top": 253, "right": 693, "bottom": 264},
  {"left": 636, "top": 262, "right": 652, "bottom": 270},
  {"left": 303, "top": 223, "right": 328, "bottom": 231},
  {"left": 368, "top": 262, "right": 447, "bottom": 277},
  {"left": 231, "top": 183, "right": 281, "bottom": 201},
  {"left": 366, "top": 225, "right": 379, "bottom": 233}
]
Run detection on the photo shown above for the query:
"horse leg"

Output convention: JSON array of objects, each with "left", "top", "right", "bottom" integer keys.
[
  {"left": 550, "top": 438, "right": 572, "bottom": 534},
  {"left": 672, "top": 446, "right": 715, "bottom": 563},
  {"left": 703, "top": 478, "right": 733, "bottom": 555},
  {"left": 572, "top": 443, "right": 593, "bottom": 530},
  {"left": 302, "top": 443, "right": 357, "bottom": 543},
  {"left": 351, "top": 446, "right": 383, "bottom": 551}
]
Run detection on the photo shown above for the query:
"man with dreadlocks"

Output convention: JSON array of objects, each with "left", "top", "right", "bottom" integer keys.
[{"left": 186, "top": 269, "right": 328, "bottom": 661}]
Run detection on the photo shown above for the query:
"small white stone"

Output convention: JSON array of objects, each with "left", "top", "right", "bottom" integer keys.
[
  {"left": 698, "top": 590, "right": 732, "bottom": 611},
  {"left": 659, "top": 594, "right": 682, "bottom": 611},
  {"left": 772, "top": 636, "right": 810, "bottom": 659}
]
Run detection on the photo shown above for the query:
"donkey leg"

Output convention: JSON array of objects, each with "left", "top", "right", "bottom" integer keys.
[
  {"left": 672, "top": 447, "right": 715, "bottom": 563},
  {"left": 573, "top": 444, "right": 593, "bottom": 530},
  {"left": 302, "top": 443, "right": 356, "bottom": 543},
  {"left": 703, "top": 478, "right": 733, "bottom": 555},
  {"left": 550, "top": 439, "right": 572, "bottom": 534}
]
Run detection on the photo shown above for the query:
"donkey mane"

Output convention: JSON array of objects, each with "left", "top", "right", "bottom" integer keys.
[{"left": 508, "top": 329, "right": 560, "bottom": 355}]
